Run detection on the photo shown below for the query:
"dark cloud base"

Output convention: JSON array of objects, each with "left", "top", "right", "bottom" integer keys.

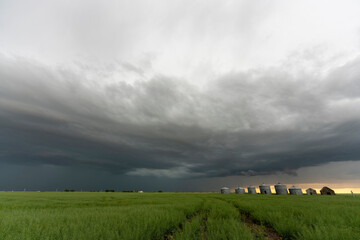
[{"left": 1, "top": 54, "right": 360, "bottom": 187}]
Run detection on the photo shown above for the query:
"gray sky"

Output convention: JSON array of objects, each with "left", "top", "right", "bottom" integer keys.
[{"left": 1, "top": 0, "right": 360, "bottom": 192}]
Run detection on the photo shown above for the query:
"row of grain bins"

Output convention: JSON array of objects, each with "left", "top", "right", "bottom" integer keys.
[{"left": 221, "top": 184, "right": 335, "bottom": 195}]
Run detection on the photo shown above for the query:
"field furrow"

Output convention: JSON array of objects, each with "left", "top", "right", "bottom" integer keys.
[
  {"left": 169, "top": 211, "right": 207, "bottom": 240},
  {"left": 216, "top": 197, "right": 283, "bottom": 240},
  {"left": 163, "top": 208, "right": 205, "bottom": 240},
  {"left": 239, "top": 210, "right": 282, "bottom": 240}
]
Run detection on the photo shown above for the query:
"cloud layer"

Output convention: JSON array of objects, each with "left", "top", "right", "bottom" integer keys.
[
  {"left": 1, "top": 0, "right": 360, "bottom": 189},
  {"left": 1, "top": 53, "right": 360, "bottom": 180}
]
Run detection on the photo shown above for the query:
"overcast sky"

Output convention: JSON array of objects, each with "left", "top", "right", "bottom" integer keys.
[{"left": 1, "top": 0, "right": 360, "bottom": 192}]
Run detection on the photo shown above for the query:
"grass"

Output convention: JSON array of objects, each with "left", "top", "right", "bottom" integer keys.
[
  {"left": 225, "top": 194, "right": 360, "bottom": 239},
  {"left": 172, "top": 198, "right": 253, "bottom": 240},
  {"left": 0, "top": 192, "right": 359, "bottom": 239}
]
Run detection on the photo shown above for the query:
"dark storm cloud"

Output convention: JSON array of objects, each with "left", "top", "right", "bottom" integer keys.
[{"left": 1, "top": 54, "right": 360, "bottom": 179}]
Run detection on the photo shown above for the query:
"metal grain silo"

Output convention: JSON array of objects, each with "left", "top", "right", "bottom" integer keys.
[
  {"left": 220, "top": 187, "right": 230, "bottom": 194},
  {"left": 247, "top": 186, "right": 257, "bottom": 194},
  {"left": 235, "top": 187, "right": 245, "bottom": 194},
  {"left": 274, "top": 183, "right": 288, "bottom": 195},
  {"left": 259, "top": 184, "right": 272, "bottom": 195},
  {"left": 289, "top": 186, "right": 303, "bottom": 195}
]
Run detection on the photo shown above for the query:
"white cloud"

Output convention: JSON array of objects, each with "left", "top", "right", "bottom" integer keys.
[{"left": 1, "top": 0, "right": 360, "bottom": 78}]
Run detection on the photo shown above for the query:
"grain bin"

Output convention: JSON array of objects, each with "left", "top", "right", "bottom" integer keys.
[
  {"left": 274, "top": 183, "right": 288, "bottom": 195},
  {"left": 220, "top": 187, "right": 230, "bottom": 194},
  {"left": 247, "top": 186, "right": 257, "bottom": 194},
  {"left": 289, "top": 186, "right": 303, "bottom": 195},
  {"left": 235, "top": 187, "right": 245, "bottom": 194},
  {"left": 259, "top": 184, "right": 272, "bottom": 195}
]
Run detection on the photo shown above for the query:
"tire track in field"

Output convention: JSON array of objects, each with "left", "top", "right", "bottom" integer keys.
[
  {"left": 216, "top": 197, "right": 283, "bottom": 240},
  {"left": 162, "top": 197, "right": 207, "bottom": 240},
  {"left": 162, "top": 209, "right": 206, "bottom": 240},
  {"left": 200, "top": 210, "right": 208, "bottom": 240},
  {"left": 162, "top": 198, "right": 210, "bottom": 240},
  {"left": 239, "top": 211, "right": 283, "bottom": 240}
]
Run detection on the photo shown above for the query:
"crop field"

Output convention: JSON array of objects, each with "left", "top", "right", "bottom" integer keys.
[{"left": 0, "top": 192, "right": 359, "bottom": 240}]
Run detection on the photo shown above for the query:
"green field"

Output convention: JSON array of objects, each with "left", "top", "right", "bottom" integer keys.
[{"left": 0, "top": 192, "right": 359, "bottom": 240}]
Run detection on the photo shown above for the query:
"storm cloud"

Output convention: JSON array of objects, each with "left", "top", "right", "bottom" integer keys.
[
  {"left": 1, "top": 53, "right": 360, "bottom": 179},
  {"left": 1, "top": 0, "right": 360, "bottom": 190}
]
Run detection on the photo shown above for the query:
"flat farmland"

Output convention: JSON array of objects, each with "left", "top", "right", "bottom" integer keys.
[{"left": 0, "top": 192, "right": 359, "bottom": 240}]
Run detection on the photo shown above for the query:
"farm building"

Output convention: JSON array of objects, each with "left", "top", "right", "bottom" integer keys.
[
  {"left": 235, "top": 187, "right": 245, "bottom": 194},
  {"left": 259, "top": 184, "right": 272, "bottom": 195},
  {"left": 289, "top": 186, "right": 303, "bottom": 195},
  {"left": 247, "top": 186, "right": 257, "bottom": 194},
  {"left": 320, "top": 186, "right": 335, "bottom": 195},
  {"left": 306, "top": 188, "right": 317, "bottom": 195},
  {"left": 274, "top": 183, "right": 288, "bottom": 195},
  {"left": 220, "top": 187, "right": 230, "bottom": 194}
]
